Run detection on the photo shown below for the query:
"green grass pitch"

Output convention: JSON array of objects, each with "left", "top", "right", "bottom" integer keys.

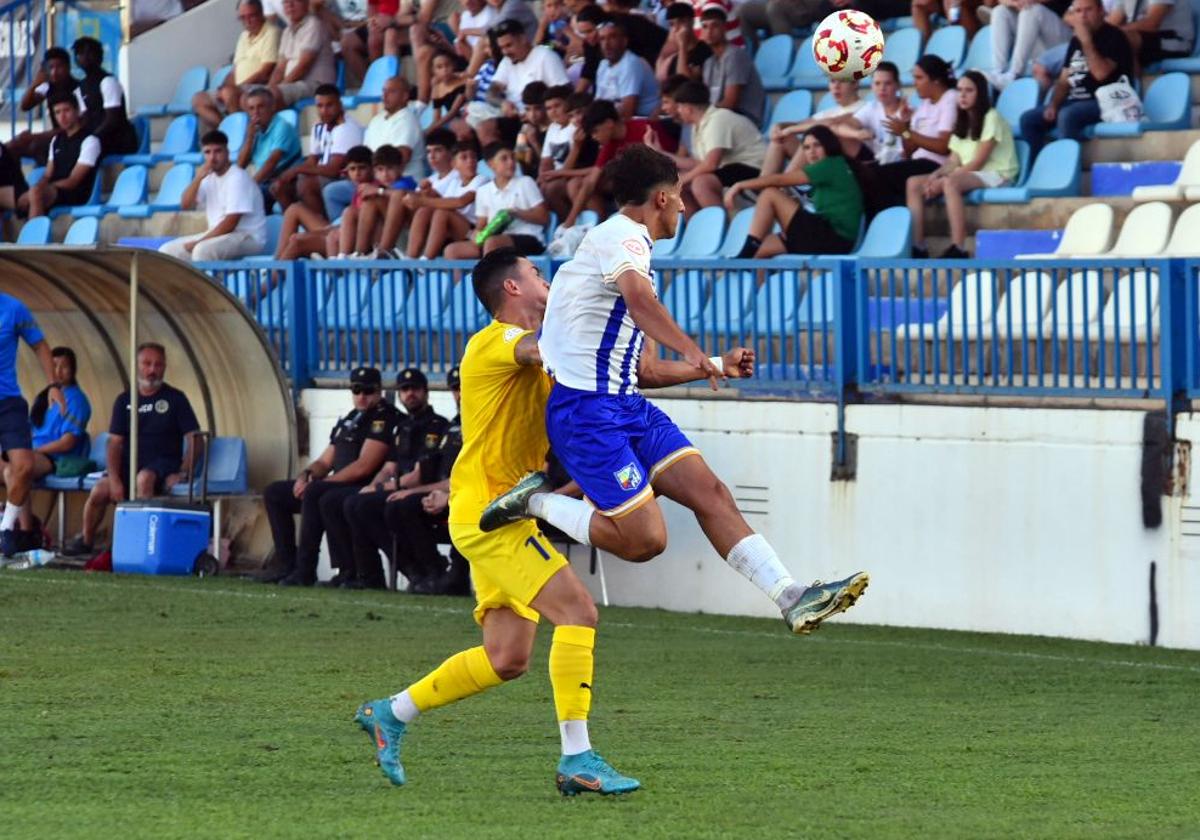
[{"left": 3, "top": 571, "right": 1200, "bottom": 839}]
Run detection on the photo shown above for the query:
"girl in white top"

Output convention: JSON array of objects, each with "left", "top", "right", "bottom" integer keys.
[
  {"left": 444, "top": 143, "right": 550, "bottom": 258},
  {"left": 407, "top": 142, "right": 490, "bottom": 258}
]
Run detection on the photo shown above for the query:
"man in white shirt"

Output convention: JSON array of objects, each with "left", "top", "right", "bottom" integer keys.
[
  {"left": 268, "top": 0, "right": 337, "bottom": 107},
  {"left": 160, "top": 130, "right": 268, "bottom": 261},
  {"left": 271, "top": 83, "right": 365, "bottom": 216},
  {"left": 595, "top": 17, "right": 661, "bottom": 118},
  {"left": 470, "top": 17, "right": 570, "bottom": 146},
  {"left": 362, "top": 76, "right": 425, "bottom": 179}
]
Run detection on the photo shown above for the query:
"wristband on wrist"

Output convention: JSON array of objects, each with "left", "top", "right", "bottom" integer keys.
[{"left": 709, "top": 355, "right": 724, "bottom": 374}]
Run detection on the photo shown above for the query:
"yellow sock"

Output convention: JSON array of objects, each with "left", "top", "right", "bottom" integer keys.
[
  {"left": 549, "top": 625, "right": 596, "bottom": 722},
  {"left": 407, "top": 646, "right": 503, "bottom": 713}
]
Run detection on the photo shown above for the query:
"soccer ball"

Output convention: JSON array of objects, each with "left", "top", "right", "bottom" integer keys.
[{"left": 812, "top": 10, "right": 885, "bottom": 81}]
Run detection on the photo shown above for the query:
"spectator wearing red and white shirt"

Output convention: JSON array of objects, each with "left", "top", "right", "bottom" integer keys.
[{"left": 692, "top": 0, "right": 743, "bottom": 46}]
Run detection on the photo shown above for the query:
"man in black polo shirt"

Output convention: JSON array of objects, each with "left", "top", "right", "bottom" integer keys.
[
  {"left": 63, "top": 342, "right": 201, "bottom": 556},
  {"left": 19, "top": 93, "right": 101, "bottom": 218},
  {"left": 72, "top": 37, "right": 139, "bottom": 157},
  {"left": 340, "top": 367, "right": 454, "bottom": 589},
  {"left": 261, "top": 367, "right": 400, "bottom": 586}
]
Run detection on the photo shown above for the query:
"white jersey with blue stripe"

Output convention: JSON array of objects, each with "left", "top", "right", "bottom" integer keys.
[{"left": 539, "top": 214, "right": 654, "bottom": 395}]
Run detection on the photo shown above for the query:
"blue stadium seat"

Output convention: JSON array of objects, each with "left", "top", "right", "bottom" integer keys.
[
  {"left": 14, "top": 216, "right": 51, "bottom": 245},
  {"left": 419, "top": 105, "right": 434, "bottom": 130},
  {"left": 177, "top": 112, "right": 250, "bottom": 163},
  {"left": 43, "top": 432, "right": 107, "bottom": 490},
  {"left": 1086, "top": 72, "right": 1191, "bottom": 137},
  {"left": 960, "top": 25, "right": 992, "bottom": 72},
  {"left": 277, "top": 109, "right": 299, "bottom": 130},
  {"left": 967, "top": 139, "right": 1030, "bottom": 203},
  {"left": 1157, "top": 11, "right": 1200, "bottom": 71},
  {"left": 170, "top": 436, "right": 248, "bottom": 496},
  {"left": 27, "top": 166, "right": 45, "bottom": 186},
  {"left": 47, "top": 176, "right": 102, "bottom": 220},
  {"left": 881, "top": 15, "right": 915, "bottom": 31},
  {"left": 651, "top": 215, "right": 685, "bottom": 259},
  {"left": 70, "top": 165, "right": 149, "bottom": 218},
  {"left": 974, "top": 138, "right": 1080, "bottom": 203},
  {"left": 119, "top": 163, "right": 195, "bottom": 218},
  {"left": 854, "top": 206, "right": 912, "bottom": 258},
  {"left": 766, "top": 90, "right": 813, "bottom": 132},
  {"left": 717, "top": 207, "right": 755, "bottom": 257},
  {"left": 63, "top": 216, "right": 100, "bottom": 245},
  {"left": 662, "top": 206, "right": 725, "bottom": 260},
  {"left": 119, "top": 114, "right": 198, "bottom": 165},
  {"left": 997, "top": 77, "right": 1040, "bottom": 139},
  {"left": 211, "top": 63, "right": 234, "bottom": 90},
  {"left": 884, "top": 28, "right": 923, "bottom": 84},
  {"left": 576, "top": 209, "right": 600, "bottom": 228},
  {"left": 344, "top": 56, "right": 400, "bottom": 105},
  {"left": 788, "top": 36, "right": 828, "bottom": 90},
  {"left": 924, "top": 25, "right": 967, "bottom": 69},
  {"left": 757, "top": 34, "right": 796, "bottom": 90},
  {"left": 138, "top": 65, "right": 209, "bottom": 116}
]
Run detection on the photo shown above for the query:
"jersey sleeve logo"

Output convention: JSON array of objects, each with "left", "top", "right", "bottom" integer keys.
[{"left": 621, "top": 238, "right": 648, "bottom": 258}]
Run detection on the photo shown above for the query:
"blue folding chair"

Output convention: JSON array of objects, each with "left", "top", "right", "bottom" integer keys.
[
  {"left": 975, "top": 138, "right": 1080, "bottom": 203},
  {"left": 211, "top": 64, "right": 235, "bottom": 91},
  {"left": 1087, "top": 72, "right": 1191, "bottom": 137},
  {"left": 960, "top": 25, "right": 993, "bottom": 72},
  {"left": 70, "top": 165, "right": 149, "bottom": 218},
  {"left": 119, "top": 115, "right": 198, "bottom": 165},
  {"left": 344, "top": 56, "right": 400, "bottom": 105},
  {"left": 63, "top": 216, "right": 100, "bottom": 245},
  {"left": 997, "top": 77, "right": 1040, "bottom": 139},
  {"left": 119, "top": 163, "right": 195, "bottom": 218},
  {"left": 14, "top": 216, "right": 51, "bottom": 245},
  {"left": 138, "top": 65, "right": 209, "bottom": 116},
  {"left": 923, "top": 25, "right": 967, "bottom": 69},
  {"left": 766, "top": 90, "right": 814, "bottom": 132},
  {"left": 757, "top": 34, "right": 796, "bottom": 90},
  {"left": 169, "top": 437, "right": 249, "bottom": 496}
]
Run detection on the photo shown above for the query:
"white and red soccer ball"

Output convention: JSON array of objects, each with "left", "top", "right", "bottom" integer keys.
[{"left": 812, "top": 9, "right": 885, "bottom": 82}]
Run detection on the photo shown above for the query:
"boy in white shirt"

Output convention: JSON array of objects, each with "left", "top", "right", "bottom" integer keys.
[
  {"left": 406, "top": 141, "right": 490, "bottom": 258},
  {"left": 160, "top": 130, "right": 267, "bottom": 262},
  {"left": 445, "top": 142, "right": 550, "bottom": 258},
  {"left": 367, "top": 128, "right": 457, "bottom": 256}
]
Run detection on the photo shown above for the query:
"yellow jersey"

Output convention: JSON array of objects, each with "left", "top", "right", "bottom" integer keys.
[{"left": 448, "top": 320, "right": 553, "bottom": 525}]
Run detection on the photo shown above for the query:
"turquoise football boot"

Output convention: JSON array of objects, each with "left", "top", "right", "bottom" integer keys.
[
  {"left": 479, "top": 470, "right": 553, "bottom": 532},
  {"left": 354, "top": 699, "right": 407, "bottom": 785},
  {"left": 555, "top": 750, "right": 641, "bottom": 796},
  {"left": 783, "top": 572, "right": 870, "bottom": 635}
]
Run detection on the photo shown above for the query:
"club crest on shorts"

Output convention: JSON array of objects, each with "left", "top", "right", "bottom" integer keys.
[{"left": 613, "top": 462, "right": 643, "bottom": 492}]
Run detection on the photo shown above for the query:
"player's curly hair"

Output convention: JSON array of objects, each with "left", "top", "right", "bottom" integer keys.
[
  {"left": 473, "top": 247, "right": 524, "bottom": 315},
  {"left": 604, "top": 145, "right": 679, "bottom": 207}
]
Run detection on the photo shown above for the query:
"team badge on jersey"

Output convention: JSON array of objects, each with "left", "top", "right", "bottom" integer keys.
[
  {"left": 613, "top": 462, "right": 643, "bottom": 492},
  {"left": 622, "top": 238, "right": 647, "bottom": 257},
  {"left": 154, "top": 399, "right": 169, "bottom": 414}
]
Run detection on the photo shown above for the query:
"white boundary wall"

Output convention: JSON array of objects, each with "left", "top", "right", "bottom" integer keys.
[{"left": 299, "top": 389, "right": 1200, "bottom": 650}]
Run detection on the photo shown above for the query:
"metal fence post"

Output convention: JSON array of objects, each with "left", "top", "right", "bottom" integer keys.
[
  {"left": 832, "top": 258, "right": 859, "bottom": 473},
  {"left": 1161, "top": 257, "right": 1189, "bottom": 434},
  {"left": 287, "top": 261, "right": 312, "bottom": 392}
]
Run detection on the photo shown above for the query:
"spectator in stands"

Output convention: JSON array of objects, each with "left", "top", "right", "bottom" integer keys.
[
  {"left": 604, "top": 0, "right": 670, "bottom": 61},
  {"left": 738, "top": 0, "right": 821, "bottom": 50},
  {"left": 4, "top": 347, "right": 91, "bottom": 541},
  {"left": 566, "top": 4, "right": 607, "bottom": 91},
  {"left": 271, "top": 83, "right": 364, "bottom": 214},
  {"left": 913, "top": 0, "right": 982, "bottom": 40},
  {"left": 72, "top": 37, "right": 139, "bottom": 157},
  {"left": 726, "top": 124, "right": 864, "bottom": 257},
  {"left": 405, "top": 140, "right": 489, "bottom": 257},
  {"left": 0, "top": 144, "right": 29, "bottom": 218},
  {"left": 63, "top": 343, "right": 201, "bottom": 557},
  {"left": 690, "top": 0, "right": 744, "bottom": 47},
  {"left": 989, "top": 0, "right": 1073, "bottom": 90},
  {"left": 275, "top": 144, "right": 374, "bottom": 258},
  {"left": 762, "top": 77, "right": 864, "bottom": 176},
  {"left": 537, "top": 0, "right": 572, "bottom": 49},
  {"left": 515, "top": 82, "right": 551, "bottom": 174},
  {"left": 656, "top": 80, "right": 764, "bottom": 215},
  {"left": 268, "top": 0, "right": 337, "bottom": 108},
  {"left": 445, "top": 142, "right": 550, "bottom": 257},
  {"left": 469, "top": 18, "right": 570, "bottom": 146},
  {"left": 537, "top": 88, "right": 596, "bottom": 219},
  {"left": 453, "top": 0, "right": 500, "bottom": 65},
  {"left": 870, "top": 54, "right": 958, "bottom": 212},
  {"left": 19, "top": 94, "right": 100, "bottom": 219},
  {"left": 657, "top": 3, "right": 708, "bottom": 82},
  {"left": 161, "top": 130, "right": 268, "bottom": 262},
  {"left": 907, "top": 70, "right": 1020, "bottom": 258},
  {"left": 260, "top": 366, "right": 399, "bottom": 585},
  {"left": 560, "top": 98, "right": 678, "bottom": 226},
  {"left": 1019, "top": 0, "right": 1133, "bottom": 153},
  {"left": 594, "top": 17, "right": 661, "bottom": 118},
  {"left": 193, "top": 1, "right": 281, "bottom": 130},
  {"left": 405, "top": 0, "right": 462, "bottom": 107},
  {"left": 238, "top": 87, "right": 302, "bottom": 206},
  {"left": 538, "top": 84, "right": 577, "bottom": 172},
  {"left": 364, "top": 128, "right": 458, "bottom": 256},
  {"left": 337, "top": 367, "right": 452, "bottom": 589},
  {"left": 9, "top": 48, "right": 80, "bottom": 165},
  {"left": 339, "top": 0, "right": 401, "bottom": 88},
  {"left": 427, "top": 50, "right": 472, "bottom": 135},
  {"left": 697, "top": 6, "right": 765, "bottom": 126},
  {"left": 837, "top": 62, "right": 908, "bottom": 165},
  {"left": 1108, "top": 0, "right": 1195, "bottom": 69},
  {"left": 338, "top": 144, "right": 408, "bottom": 255}
]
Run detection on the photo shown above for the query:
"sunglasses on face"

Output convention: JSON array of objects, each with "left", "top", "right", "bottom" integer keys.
[{"left": 351, "top": 384, "right": 378, "bottom": 395}]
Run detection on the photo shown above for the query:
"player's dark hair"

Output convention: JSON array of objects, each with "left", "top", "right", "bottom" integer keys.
[
  {"left": 699, "top": 6, "right": 727, "bottom": 22},
  {"left": 426, "top": 127, "right": 456, "bottom": 150},
  {"left": 47, "top": 90, "right": 79, "bottom": 110},
  {"left": 201, "top": 129, "right": 229, "bottom": 147},
  {"left": 914, "top": 54, "right": 954, "bottom": 89},
  {"left": 315, "top": 82, "right": 341, "bottom": 99},
  {"left": 954, "top": 70, "right": 991, "bottom": 141},
  {"left": 30, "top": 347, "right": 78, "bottom": 428},
  {"left": 874, "top": 61, "right": 900, "bottom": 82},
  {"left": 544, "top": 84, "right": 572, "bottom": 104},
  {"left": 575, "top": 5, "right": 609, "bottom": 26},
  {"left": 372, "top": 144, "right": 404, "bottom": 167},
  {"left": 661, "top": 73, "right": 692, "bottom": 98},
  {"left": 345, "top": 145, "right": 373, "bottom": 166},
  {"left": 44, "top": 46, "right": 70, "bottom": 66},
  {"left": 605, "top": 145, "right": 678, "bottom": 206},
  {"left": 521, "top": 80, "right": 548, "bottom": 106},
  {"left": 472, "top": 247, "right": 524, "bottom": 315},
  {"left": 665, "top": 2, "right": 694, "bottom": 21},
  {"left": 137, "top": 341, "right": 167, "bottom": 357},
  {"left": 582, "top": 99, "right": 619, "bottom": 134},
  {"left": 672, "top": 80, "right": 709, "bottom": 106}
]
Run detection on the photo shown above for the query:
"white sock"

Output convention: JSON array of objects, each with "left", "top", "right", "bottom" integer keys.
[
  {"left": 527, "top": 493, "right": 593, "bottom": 546},
  {"left": 725, "top": 534, "right": 798, "bottom": 610},
  {"left": 389, "top": 690, "right": 420, "bottom": 724},
  {"left": 1, "top": 502, "right": 22, "bottom": 531},
  {"left": 559, "top": 719, "right": 592, "bottom": 756}
]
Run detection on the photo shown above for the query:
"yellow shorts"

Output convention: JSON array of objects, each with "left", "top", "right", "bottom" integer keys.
[{"left": 449, "top": 519, "right": 569, "bottom": 626}]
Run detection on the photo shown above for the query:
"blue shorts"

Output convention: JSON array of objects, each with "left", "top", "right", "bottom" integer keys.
[
  {"left": 546, "top": 384, "right": 697, "bottom": 517},
  {"left": 0, "top": 396, "right": 32, "bottom": 453}
]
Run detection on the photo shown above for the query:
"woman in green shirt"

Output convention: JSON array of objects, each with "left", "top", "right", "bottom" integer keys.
[
  {"left": 724, "top": 124, "right": 864, "bottom": 258},
  {"left": 907, "top": 70, "right": 1019, "bottom": 258}
]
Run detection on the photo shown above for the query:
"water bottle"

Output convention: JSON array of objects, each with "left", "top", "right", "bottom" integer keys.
[
  {"left": 2, "top": 549, "right": 55, "bottom": 570},
  {"left": 475, "top": 209, "right": 513, "bottom": 245}
]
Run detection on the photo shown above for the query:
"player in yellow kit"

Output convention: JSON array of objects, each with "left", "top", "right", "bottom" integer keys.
[{"left": 355, "top": 248, "right": 755, "bottom": 795}]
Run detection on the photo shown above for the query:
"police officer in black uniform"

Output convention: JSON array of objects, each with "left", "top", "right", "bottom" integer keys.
[
  {"left": 261, "top": 367, "right": 399, "bottom": 585},
  {"left": 343, "top": 367, "right": 460, "bottom": 590}
]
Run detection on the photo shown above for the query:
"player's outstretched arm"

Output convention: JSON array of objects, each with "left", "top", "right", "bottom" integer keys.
[
  {"left": 514, "top": 332, "right": 542, "bottom": 366},
  {"left": 616, "top": 270, "right": 721, "bottom": 388},
  {"left": 637, "top": 339, "right": 756, "bottom": 389}
]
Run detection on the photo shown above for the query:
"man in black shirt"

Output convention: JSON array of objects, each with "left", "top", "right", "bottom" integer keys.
[
  {"left": 1019, "top": 0, "right": 1134, "bottom": 153},
  {"left": 72, "top": 37, "right": 139, "bottom": 157},
  {"left": 261, "top": 367, "right": 400, "bottom": 586},
  {"left": 348, "top": 367, "right": 458, "bottom": 590},
  {"left": 63, "top": 342, "right": 201, "bottom": 556},
  {"left": 19, "top": 93, "right": 101, "bottom": 218}
]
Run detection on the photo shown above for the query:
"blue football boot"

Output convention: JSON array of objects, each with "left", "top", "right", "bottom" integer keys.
[
  {"left": 354, "top": 699, "right": 407, "bottom": 785},
  {"left": 555, "top": 750, "right": 641, "bottom": 796},
  {"left": 783, "top": 572, "right": 870, "bottom": 634}
]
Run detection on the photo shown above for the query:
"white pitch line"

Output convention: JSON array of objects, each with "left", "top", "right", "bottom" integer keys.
[{"left": 4, "top": 573, "right": 1200, "bottom": 675}]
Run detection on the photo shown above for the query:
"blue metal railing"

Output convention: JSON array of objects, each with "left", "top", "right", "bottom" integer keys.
[{"left": 0, "top": 0, "right": 44, "bottom": 138}]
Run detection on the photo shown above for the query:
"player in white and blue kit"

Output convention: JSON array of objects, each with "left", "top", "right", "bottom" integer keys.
[
  {"left": 482, "top": 146, "right": 868, "bottom": 634},
  {"left": 0, "top": 292, "right": 66, "bottom": 557}
]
